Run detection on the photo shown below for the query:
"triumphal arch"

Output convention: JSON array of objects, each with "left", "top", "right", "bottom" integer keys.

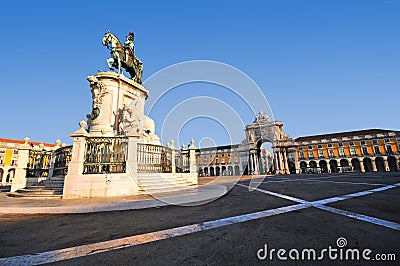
[{"left": 245, "top": 112, "right": 295, "bottom": 175}]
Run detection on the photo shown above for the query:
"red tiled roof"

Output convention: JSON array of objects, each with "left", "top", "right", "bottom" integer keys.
[
  {"left": 0, "top": 137, "right": 57, "bottom": 147},
  {"left": 295, "top": 129, "right": 399, "bottom": 142}
]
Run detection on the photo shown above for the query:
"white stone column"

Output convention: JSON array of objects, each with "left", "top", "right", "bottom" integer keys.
[
  {"left": 188, "top": 139, "right": 198, "bottom": 184},
  {"left": 66, "top": 124, "right": 89, "bottom": 176},
  {"left": 383, "top": 157, "right": 389, "bottom": 172},
  {"left": 282, "top": 150, "right": 289, "bottom": 174},
  {"left": 10, "top": 137, "right": 31, "bottom": 192},
  {"left": 170, "top": 140, "right": 176, "bottom": 175},
  {"left": 278, "top": 151, "right": 285, "bottom": 174},
  {"left": 371, "top": 158, "right": 377, "bottom": 172},
  {"left": 253, "top": 152, "right": 260, "bottom": 175},
  {"left": 126, "top": 136, "right": 140, "bottom": 193},
  {"left": 274, "top": 151, "right": 280, "bottom": 174},
  {"left": 327, "top": 162, "right": 331, "bottom": 173},
  {"left": 249, "top": 153, "right": 254, "bottom": 174},
  {"left": 360, "top": 159, "right": 365, "bottom": 172}
]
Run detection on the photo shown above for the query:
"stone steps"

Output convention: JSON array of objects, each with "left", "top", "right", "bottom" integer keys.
[
  {"left": 8, "top": 176, "right": 65, "bottom": 199},
  {"left": 138, "top": 173, "right": 195, "bottom": 194},
  {"left": 8, "top": 186, "right": 63, "bottom": 198}
]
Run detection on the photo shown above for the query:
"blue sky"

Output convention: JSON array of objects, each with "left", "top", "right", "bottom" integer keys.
[{"left": 0, "top": 1, "right": 399, "bottom": 145}]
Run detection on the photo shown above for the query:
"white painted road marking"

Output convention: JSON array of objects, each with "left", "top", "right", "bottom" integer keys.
[
  {"left": 1, "top": 182, "right": 398, "bottom": 265},
  {"left": 316, "top": 204, "right": 400, "bottom": 231},
  {"left": 239, "top": 183, "right": 400, "bottom": 231},
  {"left": 0, "top": 203, "right": 308, "bottom": 265}
]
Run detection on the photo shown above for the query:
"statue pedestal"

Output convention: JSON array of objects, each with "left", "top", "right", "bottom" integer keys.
[{"left": 87, "top": 72, "right": 149, "bottom": 137}]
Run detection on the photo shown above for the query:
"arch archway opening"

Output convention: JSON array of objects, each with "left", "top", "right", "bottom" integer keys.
[
  {"left": 363, "top": 158, "right": 373, "bottom": 172},
  {"left": 203, "top": 167, "right": 209, "bottom": 176},
  {"left": 329, "top": 160, "right": 338, "bottom": 173},
  {"left": 351, "top": 158, "right": 361, "bottom": 172},
  {"left": 375, "top": 157, "right": 385, "bottom": 172},
  {"left": 210, "top": 167, "right": 215, "bottom": 176},
  {"left": 234, "top": 165, "right": 240, "bottom": 176},
  {"left": 319, "top": 160, "right": 328, "bottom": 173},
  {"left": 300, "top": 161, "right": 307, "bottom": 174},
  {"left": 258, "top": 141, "right": 273, "bottom": 175},
  {"left": 387, "top": 156, "right": 398, "bottom": 172}
]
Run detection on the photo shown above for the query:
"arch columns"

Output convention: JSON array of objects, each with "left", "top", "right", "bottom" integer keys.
[
  {"left": 326, "top": 162, "right": 331, "bottom": 173},
  {"left": 249, "top": 150, "right": 259, "bottom": 175},
  {"left": 281, "top": 150, "right": 289, "bottom": 174},
  {"left": 371, "top": 157, "right": 377, "bottom": 172},
  {"left": 383, "top": 157, "right": 389, "bottom": 172},
  {"left": 360, "top": 159, "right": 365, "bottom": 172},
  {"left": 274, "top": 150, "right": 282, "bottom": 174}
]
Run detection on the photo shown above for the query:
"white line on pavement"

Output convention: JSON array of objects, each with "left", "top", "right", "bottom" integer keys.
[
  {"left": 2, "top": 182, "right": 398, "bottom": 265},
  {"left": 300, "top": 179, "right": 386, "bottom": 186},
  {"left": 0, "top": 203, "right": 308, "bottom": 265},
  {"left": 316, "top": 205, "right": 400, "bottom": 231},
  {"left": 238, "top": 183, "right": 400, "bottom": 231}
]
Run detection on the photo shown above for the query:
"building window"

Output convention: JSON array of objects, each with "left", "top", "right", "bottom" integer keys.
[
  {"left": 308, "top": 151, "right": 314, "bottom": 158},
  {"left": 374, "top": 146, "right": 380, "bottom": 154},
  {"left": 349, "top": 141, "right": 354, "bottom": 146},
  {"left": 317, "top": 144, "right": 322, "bottom": 149},
  {"left": 0, "top": 149, "right": 5, "bottom": 153},
  {"left": 328, "top": 143, "right": 332, "bottom": 148},
  {"left": 339, "top": 148, "right": 345, "bottom": 157},
  {"left": 328, "top": 148, "right": 334, "bottom": 157},
  {"left": 339, "top": 142, "right": 343, "bottom": 147},
  {"left": 13, "top": 150, "right": 19, "bottom": 154},
  {"left": 308, "top": 145, "right": 312, "bottom": 150},
  {"left": 0, "top": 156, "right": 4, "bottom": 164},
  {"left": 384, "top": 138, "right": 390, "bottom": 143},
  {"left": 362, "top": 146, "right": 368, "bottom": 155},
  {"left": 350, "top": 147, "right": 356, "bottom": 156},
  {"left": 372, "top": 139, "right": 378, "bottom": 145},
  {"left": 11, "top": 159, "right": 17, "bottom": 166},
  {"left": 386, "top": 145, "right": 393, "bottom": 154},
  {"left": 299, "top": 146, "right": 303, "bottom": 151},
  {"left": 318, "top": 150, "right": 324, "bottom": 158},
  {"left": 361, "top": 141, "right": 366, "bottom": 145},
  {"left": 299, "top": 151, "right": 305, "bottom": 159}
]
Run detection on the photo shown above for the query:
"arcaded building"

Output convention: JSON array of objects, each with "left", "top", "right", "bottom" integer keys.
[
  {"left": 195, "top": 112, "right": 399, "bottom": 176},
  {"left": 195, "top": 143, "right": 274, "bottom": 177},
  {"left": 294, "top": 129, "right": 399, "bottom": 174}
]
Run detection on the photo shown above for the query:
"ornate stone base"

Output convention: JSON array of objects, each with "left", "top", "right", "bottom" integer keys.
[{"left": 86, "top": 71, "right": 149, "bottom": 137}]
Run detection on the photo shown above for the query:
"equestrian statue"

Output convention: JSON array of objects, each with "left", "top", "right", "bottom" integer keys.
[{"left": 102, "top": 30, "right": 143, "bottom": 84}]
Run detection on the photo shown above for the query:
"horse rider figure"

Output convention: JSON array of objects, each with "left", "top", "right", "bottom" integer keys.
[
  {"left": 124, "top": 32, "right": 142, "bottom": 67},
  {"left": 124, "top": 31, "right": 135, "bottom": 61}
]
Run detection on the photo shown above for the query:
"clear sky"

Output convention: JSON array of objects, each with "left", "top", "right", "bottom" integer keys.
[{"left": 0, "top": 1, "right": 399, "bottom": 146}]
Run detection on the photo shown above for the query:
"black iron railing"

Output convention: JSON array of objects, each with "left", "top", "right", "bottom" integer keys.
[
  {"left": 83, "top": 137, "right": 128, "bottom": 174},
  {"left": 137, "top": 144, "right": 172, "bottom": 173},
  {"left": 53, "top": 145, "right": 72, "bottom": 176},
  {"left": 175, "top": 149, "right": 190, "bottom": 173},
  {"left": 27, "top": 150, "right": 53, "bottom": 178}
]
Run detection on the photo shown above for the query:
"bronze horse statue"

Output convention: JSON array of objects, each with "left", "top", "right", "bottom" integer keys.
[{"left": 102, "top": 31, "right": 143, "bottom": 84}]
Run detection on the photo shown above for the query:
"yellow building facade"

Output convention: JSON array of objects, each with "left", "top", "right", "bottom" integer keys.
[
  {"left": 0, "top": 138, "right": 58, "bottom": 185},
  {"left": 293, "top": 129, "right": 399, "bottom": 173}
]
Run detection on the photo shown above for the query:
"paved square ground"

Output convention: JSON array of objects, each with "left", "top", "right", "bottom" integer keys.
[{"left": 0, "top": 172, "right": 399, "bottom": 265}]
